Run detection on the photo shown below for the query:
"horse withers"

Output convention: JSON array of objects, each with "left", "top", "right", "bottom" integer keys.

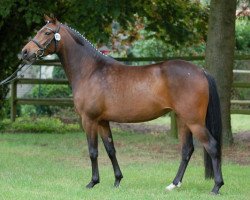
[{"left": 20, "top": 15, "right": 224, "bottom": 194}]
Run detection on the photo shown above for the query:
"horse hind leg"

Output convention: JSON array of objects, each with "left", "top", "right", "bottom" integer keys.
[
  {"left": 204, "top": 132, "right": 224, "bottom": 194},
  {"left": 166, "top": 121, "right": 194, "bottom": 191},
  {"left": 188, "top": 124, "right": 224, "bottom": 194},
  {"left": 99, "top": 121, "right": 123, "bottom": 187}
]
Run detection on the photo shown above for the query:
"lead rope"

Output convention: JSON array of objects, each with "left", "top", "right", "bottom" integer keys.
[{"left": 0, "top": 61, "right": 34, "bottom": 86}]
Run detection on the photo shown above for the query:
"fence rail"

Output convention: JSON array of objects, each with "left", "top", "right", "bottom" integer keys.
[{"left": 9, "top": 55, "right": 250, "bottom": 135}]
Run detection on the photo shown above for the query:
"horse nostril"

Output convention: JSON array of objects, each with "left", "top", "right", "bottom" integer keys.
[{"left": 22, "top": 49, "right": 28, "bottom": 59}]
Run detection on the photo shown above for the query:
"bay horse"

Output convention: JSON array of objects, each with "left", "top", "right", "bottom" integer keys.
[{"left": 21, "top": 15, "right": 224, "bottom": 194}]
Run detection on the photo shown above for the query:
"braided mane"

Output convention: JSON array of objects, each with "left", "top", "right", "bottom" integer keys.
[{"left": 63, "top": 24, "right": 107, "bottom": 57}]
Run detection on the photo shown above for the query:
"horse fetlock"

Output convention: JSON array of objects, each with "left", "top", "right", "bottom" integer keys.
[
  {"left": 115, "top": 173, "right": 123, "bottom": 181},
  {"left": 93, "top": 178, "right": 100, "bottom": 184},
  {"left": 215, "top": 180, "right": 224, "bottom": 188},
  {"left": 114, "top": 180, "right": 121, "bottom": 187},
  {"left": 86, "top": 179, "right": 100, "bottom": 189},
  {"left": 211, "top": 181, "right": 224, "bottom": 195},
  {"left": 210, "top": 188, "right": 220, "bottom": 195}
]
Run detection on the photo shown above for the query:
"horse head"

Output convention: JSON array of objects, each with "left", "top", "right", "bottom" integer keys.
[{"left": 21, "top": 15, "right": 62, "bottom": 62}]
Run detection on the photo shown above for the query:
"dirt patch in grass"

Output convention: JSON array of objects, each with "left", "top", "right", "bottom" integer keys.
[
  {"left": 223, "top": 132, "right": 250, "bottom": 165},
  {"left": 111, "top": 122, "right": 169, "bottom": 134},
  {"left": 234, "top": 131, "right": 250, "bottom": 142}
]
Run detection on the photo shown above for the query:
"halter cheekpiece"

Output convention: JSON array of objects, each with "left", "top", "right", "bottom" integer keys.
[{"left": 31, "top": 22, "right": 61, "bottom": 58}]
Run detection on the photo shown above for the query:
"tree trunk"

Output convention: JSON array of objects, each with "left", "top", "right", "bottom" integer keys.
[{"left": 205, "top": 0, "right": 237, "bottom": 145}]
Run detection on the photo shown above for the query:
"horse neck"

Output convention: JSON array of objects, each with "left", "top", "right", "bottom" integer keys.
[{"left": 56, "top": 32, "right": 111, "bottom": 88}]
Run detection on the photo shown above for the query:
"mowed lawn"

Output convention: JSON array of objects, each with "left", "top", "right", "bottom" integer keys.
[{"left": 0, "top": 130, "right": 250, "bottom": 200}]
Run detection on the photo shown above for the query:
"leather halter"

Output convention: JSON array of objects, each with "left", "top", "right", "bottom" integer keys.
[{"left": 31, "top": 23, "right": 61, "bottom": 58}]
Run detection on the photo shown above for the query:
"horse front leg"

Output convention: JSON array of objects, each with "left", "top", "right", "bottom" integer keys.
[
  {"left": 82, "top": 118, "right": 100, "bottom": 188},
  {"left": 99, "top": 121, "right": 123, "bottom": 187}
]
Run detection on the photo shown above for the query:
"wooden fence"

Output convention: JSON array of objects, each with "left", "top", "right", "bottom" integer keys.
[{"left": 10, "top": 55, "right": 250, "bottom": 135}]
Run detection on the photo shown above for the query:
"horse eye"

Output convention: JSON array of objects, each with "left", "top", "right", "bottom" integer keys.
[{"left": 45, "top": 32, "right": 51, "bottom": 35}]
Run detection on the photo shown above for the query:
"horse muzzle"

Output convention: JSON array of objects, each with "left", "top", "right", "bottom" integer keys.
[{"left": 21, "top": 48, "right": 37, "bottom": 63}]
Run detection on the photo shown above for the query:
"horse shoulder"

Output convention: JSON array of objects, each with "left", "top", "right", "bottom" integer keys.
[{"left": 72, "top": 72, "right": 105, "bottom": 119}]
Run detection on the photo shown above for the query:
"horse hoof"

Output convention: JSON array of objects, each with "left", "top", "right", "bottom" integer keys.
[
  {"left": 114, "top": 178, "right": 122, "bottom": 187},
  {"left": 166, "top": 182, "right": 182, "bottom": 191},
  {"left": 210, "top": 191, "right": 220, "bottom": 195},
  {"left": 86, "top": 180, "right": 99, "bottom": 189}
]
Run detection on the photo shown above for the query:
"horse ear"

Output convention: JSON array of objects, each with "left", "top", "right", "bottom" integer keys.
[
  {"left": 49, "top": 13, "right": 57, "bottom": 22},
  {"left": 44, "top": 14, "right": 51, "bottom": 22},
  {"left": 44, "top": 14, "right": 57, "bottom": 24}
]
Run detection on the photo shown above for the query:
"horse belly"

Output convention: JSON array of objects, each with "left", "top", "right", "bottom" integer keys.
[
  {"left": 103, "top": 96, "right": 171, "bottom": 123},
  {"left": 101, "top": 66, "right": 171, "bottom": 122}
]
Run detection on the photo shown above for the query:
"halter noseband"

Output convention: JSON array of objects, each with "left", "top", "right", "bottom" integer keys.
[{"left": 31, "top": 23, "right": 61, "bottom": 58}]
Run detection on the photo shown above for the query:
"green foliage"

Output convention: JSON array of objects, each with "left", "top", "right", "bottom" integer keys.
[
  {"left": 0, "top": 99, "right": 21, "bottom": 119},
  {"left": 132, "top": 0, "right": 209, "bottom": 46},
  {"left": 31, "top": 84, "right": 71, "bottom": 98},
  {"left": 131, "top": 30, "right": 206, "bottom": 57},
  {"left": 235, "top": 19, "right": 250, "bottom": 52},
  {"left": 64, "top": 0, "right": 209, "bottom": 46},
  {"left": 26, "top": 84, "right": 72, "bottom": 116},
  {"left": 18, "top": 83, "right": 72, "bottom": 117},
  {"left": 0, "top": 100, "right": 10, "bottom": 119},
  {"left": 52, "top": 66, "right": 67, "bottom": 79},
  {"left": 0, "top": 117, "right": 80, "bottom": 133},
  {"left": 20, "top": 105, "right": 37, "bottom": 117},
  {"left": 131, "top": 31, "right": 170, "bottom": 57}
]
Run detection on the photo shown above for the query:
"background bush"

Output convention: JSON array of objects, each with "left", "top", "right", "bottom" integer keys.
[
  {"left": 21, "top": 66, "right": 72, "bottom": 117},
  {"left": 27, "top": 84, "right": 72, "bottom": 116},
  {"left": 0, "top": 117, "right": 81, "bottom": 133}
]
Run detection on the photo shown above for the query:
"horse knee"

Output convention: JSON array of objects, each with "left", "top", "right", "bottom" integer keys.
[{"left": 89, "top": 149, "right": 98, "bottom": 160}]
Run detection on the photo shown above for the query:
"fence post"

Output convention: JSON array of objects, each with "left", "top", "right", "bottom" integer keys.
[
  {"left": 11, "top": 80, "right": 17, "bottom": 122},
  {"left": 170, "top": 112, "right": 178, "bottom": 138}
]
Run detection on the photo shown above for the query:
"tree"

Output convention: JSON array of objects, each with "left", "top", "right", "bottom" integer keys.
[{"left": 205, "top": 0, "right": 237, "bottom": 144}]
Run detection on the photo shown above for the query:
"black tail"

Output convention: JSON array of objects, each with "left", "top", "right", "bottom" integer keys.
[{"left": 204, "top": 71, "right": 222, "bottom": 179}]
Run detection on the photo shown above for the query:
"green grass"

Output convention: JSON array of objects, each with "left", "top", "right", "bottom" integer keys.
[
  {"left": 0, "top": 131, "right": 249, "bottom": 200},
  {"left": 147, "top": 115, "right": 171, "bottom": 125},
  {"left": 231, "top": 114, "right": 250, "bottom": 133}
]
